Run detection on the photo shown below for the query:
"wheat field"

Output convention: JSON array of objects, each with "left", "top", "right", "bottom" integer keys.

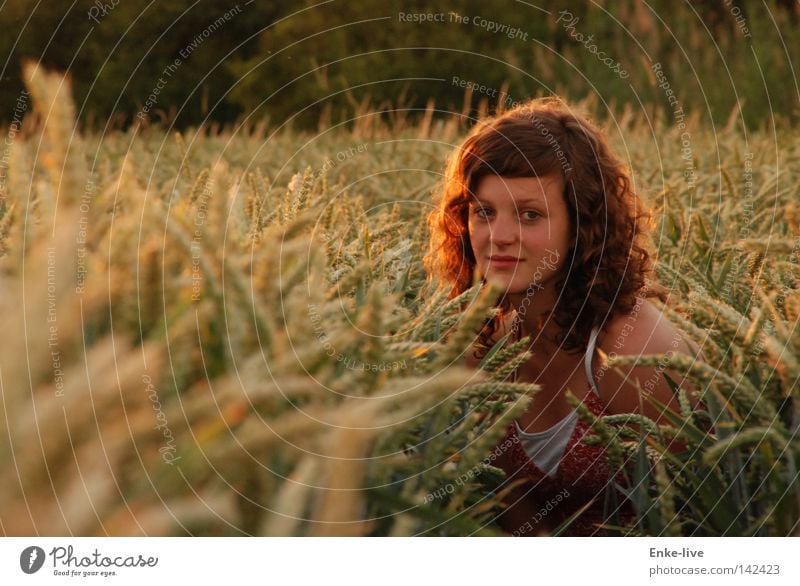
[{"left": 0, "top": 63, "right": 798, "bottom": 537}]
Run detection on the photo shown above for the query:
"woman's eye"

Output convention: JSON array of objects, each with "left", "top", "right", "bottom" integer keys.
[{"left": 470, "top": 208, "right": 540, "bottom": 220}]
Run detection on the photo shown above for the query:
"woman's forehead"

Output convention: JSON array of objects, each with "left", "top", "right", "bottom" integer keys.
[{"left": 472, "top": 174, "right": 564, "bottom": 202}]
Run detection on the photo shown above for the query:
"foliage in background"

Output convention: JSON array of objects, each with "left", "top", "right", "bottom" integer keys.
[
  {"left": 0, "top": 63, "right": 797, "bottom": 536},
  {"left": 1, "top": 0, "right": 799, "bottom": 130}
]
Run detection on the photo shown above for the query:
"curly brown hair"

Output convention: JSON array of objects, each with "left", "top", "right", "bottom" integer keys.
[{"left": 423, "top": 97, "right": 667, "bottom": 358}]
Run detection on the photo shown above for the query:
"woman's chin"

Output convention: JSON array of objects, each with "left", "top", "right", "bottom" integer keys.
[{"left": 481, "top": 273, "right": 527, "bottom": 294}]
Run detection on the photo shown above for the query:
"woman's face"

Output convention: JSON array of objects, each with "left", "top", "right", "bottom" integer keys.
[{"left": 467, "top": 174, "right": 573, "bottom": 299}]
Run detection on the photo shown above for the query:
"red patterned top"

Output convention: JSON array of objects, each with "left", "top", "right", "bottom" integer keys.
[{"left": 501, "top": 384, "right": 634, "bottom": 536}]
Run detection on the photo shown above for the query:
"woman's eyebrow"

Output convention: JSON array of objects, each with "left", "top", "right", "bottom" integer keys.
[{"left": 471, "top": 196, "right": 543, "bottom": 205}]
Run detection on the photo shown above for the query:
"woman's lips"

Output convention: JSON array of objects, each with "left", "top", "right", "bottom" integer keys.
[{"left": 489, "top": 257, "right": 523, "bottom": 269}]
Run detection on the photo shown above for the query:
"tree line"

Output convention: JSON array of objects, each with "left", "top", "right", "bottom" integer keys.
[{"left": 1, "top": 0, "right": 797, "bottom": 131}]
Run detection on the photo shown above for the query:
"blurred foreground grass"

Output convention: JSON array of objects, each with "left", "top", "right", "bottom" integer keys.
[{"left": 0, "top": 63, "right": 798, "bottom": 536}]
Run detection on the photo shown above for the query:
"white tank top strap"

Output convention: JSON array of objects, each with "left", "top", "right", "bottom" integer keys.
[
  {"left": 513, "top": 323, "right": 601, "bottom": 478},
  {"left": 584, "top": 325, "right": 601, "bottom": 397}
]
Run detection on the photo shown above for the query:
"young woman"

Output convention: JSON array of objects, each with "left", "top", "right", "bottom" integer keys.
[{"left": 424, "top": 97, "right": 703, "bottom": 536}]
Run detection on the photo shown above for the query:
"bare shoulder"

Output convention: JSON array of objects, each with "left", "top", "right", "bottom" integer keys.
[
  {"left": 600, "top": 299, "right": 699, "bottom": 359},
  {"left": 594, "top": 298, "right": 704, "bottom": 420}
]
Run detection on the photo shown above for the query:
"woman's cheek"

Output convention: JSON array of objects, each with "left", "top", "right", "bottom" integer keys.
[{"left": 468, "top": 228, "right": 483, "bottom": 255}]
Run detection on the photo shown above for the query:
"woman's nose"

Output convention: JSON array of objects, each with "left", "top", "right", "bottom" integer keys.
[{"left": 490, "top": 214, "right": 520, "bottom": 245}]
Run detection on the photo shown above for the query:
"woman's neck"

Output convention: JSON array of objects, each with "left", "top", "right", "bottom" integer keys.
[{"left": 503, "top": 286, "right": 560, "bottom": 344}]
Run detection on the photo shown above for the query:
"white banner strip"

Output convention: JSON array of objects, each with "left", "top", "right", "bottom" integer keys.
[{"left": 1, "top": 537, "right": 797, "bottom": 584}]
